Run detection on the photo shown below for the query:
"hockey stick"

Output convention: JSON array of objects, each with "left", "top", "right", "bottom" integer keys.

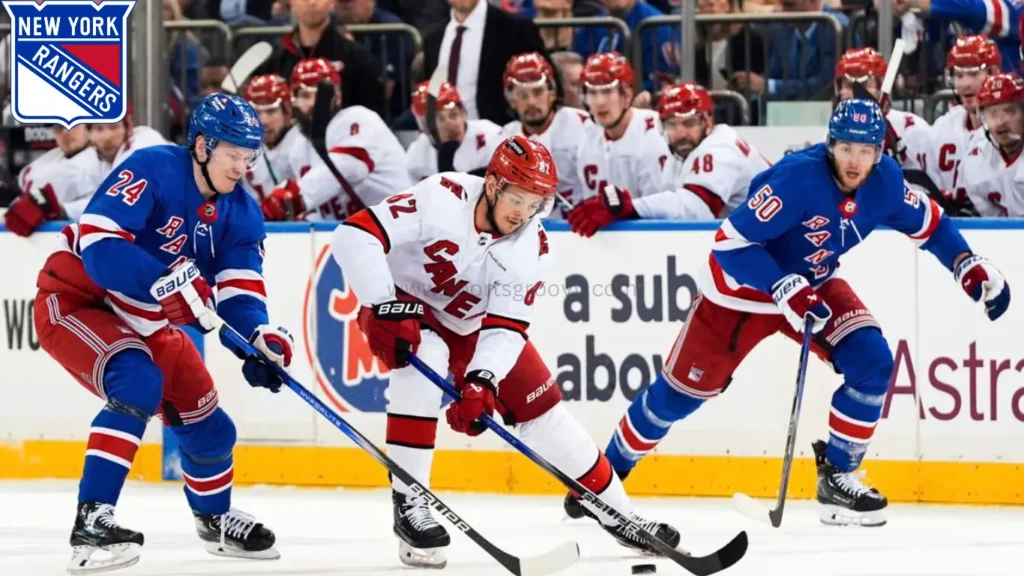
[
  {"left": 220, "top": 41, "right": 274, "bottom": 94},
  {"left": 731, "top": 319, "right": 814, "bottom": 528},
  {"left": 208, "top": 314, "right": 580, "bottom": 576},
  {"left": 409, "top": 354, "right": 748, "bottom": 576},
  {"left": 301, "top": 80, "right": 365, "bottom": 216}
]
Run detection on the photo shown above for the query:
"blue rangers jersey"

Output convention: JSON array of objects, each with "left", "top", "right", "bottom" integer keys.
[
  {"left": 55, "top": 145, "right": 269, "bottom": 341},
  {"left": 696, "top": 143, "right": 971, "bottom": 314},
  {"left": 929, "top": 0, "right": 1021, "bottom": 71}
]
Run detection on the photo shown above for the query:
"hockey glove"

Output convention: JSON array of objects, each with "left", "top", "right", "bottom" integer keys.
[
  {"left": 954, "top": 254, "right": 1010, "bottom": 321},
  {"left": 150, "top": 261, "right": 217, "bottom": 333},
  {"left": 772, "top": 274, "right": 832, "bottom": 334},
  {"left": 241, "top": 326, "right": 295, "bottom": 393},
  {"left": 447, "top": 370, "right": 497, "bottom": 436},
  {"left": 356, "top": 300, "right": 424, "bottom": 369},
  {"left": 4, "top": 184, "right": 64, "bottom": 237},
  {"left": 566, "top": 184, "right": 637, "bottom": 238},
  {"left": 262, "top": 179, "right": 306, "bottom": 221}
]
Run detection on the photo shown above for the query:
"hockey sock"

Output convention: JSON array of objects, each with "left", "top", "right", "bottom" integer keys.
[
  {"left": 518, "top": 404, "right": 631, "bottom": 526},
  {"left": 385, "top": 342, "right": 446, "bottom": 498},
  {"left": 172, "top": 407, "right": 236, "bottom": 515},
  {"left": 79, "top": 350, "right": 161, "bottom": 506},
  {"left": 386, "top": 414, "right": 439, "bottom": 496},
  {"left": 827, "top": 329, "right": 894, "bottom": 472},
  {"left": 605, "top": 373, "right": 705, "bottom": 475}
]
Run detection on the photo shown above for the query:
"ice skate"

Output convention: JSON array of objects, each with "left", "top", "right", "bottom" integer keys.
[
  {"left": 194, "top": 507, "right": 280, "bottom": 559},
  {"left": 813, "top": 440, "right": 888, "bottom": 527},
  {"left": 393, "top": 490, "right": 450, "bottom": 569},
  {"left": 66, "top": 502, "right": 143, "bottom": 575},
  {"left": 563, "top": 468, "right": 630, "bottom": 520},
  {"left": 602, "top": 513, "right": 682, "bottom": 555}
]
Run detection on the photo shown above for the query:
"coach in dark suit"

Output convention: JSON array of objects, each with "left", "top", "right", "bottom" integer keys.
[{"left": 423, "top": 0, "right": 553, "bottom": 126}]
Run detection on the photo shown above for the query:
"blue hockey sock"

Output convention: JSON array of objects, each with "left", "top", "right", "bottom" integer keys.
[
  {"left": 605, "top": 373, "right": 705, "bottom": 475},
  {"left": 172, "top": 407, "right": 237, "bottom": 516},
  {"left": 79, "top": 350, "right": 162, "bottom": 505},
  {"left": 827, "top": 329, "right": 893, "bottom": 472}
]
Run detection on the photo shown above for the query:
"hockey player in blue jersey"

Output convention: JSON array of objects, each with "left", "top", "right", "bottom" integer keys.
[
  {"left": 566, "top": 98, "right": 1011, "bottom": 527},
  {"left": 31, "top": 93, "right": 294, "bottom": 573}
]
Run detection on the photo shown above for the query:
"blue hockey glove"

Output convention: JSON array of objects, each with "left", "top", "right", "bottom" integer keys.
[
  {"left": 955, "top": 255, "right": 1010, "bottom": 321},
  {"left": 241, "top": 326, "right": 294, "bottom": 393},
  {"left": 772, "top": 274, "right": 832, "bottom": 334}
]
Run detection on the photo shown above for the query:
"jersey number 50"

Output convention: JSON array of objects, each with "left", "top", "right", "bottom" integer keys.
[
  {"left": 106, "top": 170, "right": 148, "bottom": 206},
  {"left": 747, "top": 184, "right": 782, "bottom": 222}
]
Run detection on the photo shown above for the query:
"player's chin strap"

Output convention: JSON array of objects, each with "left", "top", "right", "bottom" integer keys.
[{"left": 191, "top": 146, "right": 221, "bottom": 194}]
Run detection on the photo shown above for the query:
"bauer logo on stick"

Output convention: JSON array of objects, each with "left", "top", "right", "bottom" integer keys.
[{"left": 3, "top": 0, "right": 136, "bottom": 128}]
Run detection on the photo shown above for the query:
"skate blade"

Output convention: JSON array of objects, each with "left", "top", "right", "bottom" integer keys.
[
  {"left": 398, "top": 540, "right": 447, "bottom": 569},
  {"left": 67, "top": 543, "right": 141, "bottom": 575},
  {"left": 204, "top": 540, "right": 281, "bottom": 560},
  {"left": 819, "top": 504, "right": 887, "bottom": 527}
]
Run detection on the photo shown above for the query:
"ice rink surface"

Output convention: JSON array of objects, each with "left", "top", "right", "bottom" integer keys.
[{"left": 1, "top": 480, "right": 1022, "bottom": 576}]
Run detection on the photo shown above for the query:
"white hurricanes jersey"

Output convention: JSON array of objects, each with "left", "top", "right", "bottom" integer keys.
[
  {"left": 504, "top": 107, "right": 591, "bottom": 219},
  {"left": 17, "top": 146, "right": 75, "bottom": 194},
  {"left": 955, "top": 131, "right": 1024, "bottom": 216},
  {"left": 649, "top": 124, "right": 771, "bottom": 219},
  {"left": 330, "top": 172, "right": 552, "bottom": 381},
  {"left": 243, "top": 124, "right": 304, "bottom": 202},
  {"left": 576, "top": 108, "right": 670, "bottom": 201},
  {"left": 279, "top": 106, "right": 412, "bottom": 221},
  {"left": 888, "top": 109, "right": 932, "bottom": 172},
  {"left": 925, "top": 105, "right": 979, "bottom": 191},
  {"left": 405, "top": 119, "right": 505, "bottom": 182}
]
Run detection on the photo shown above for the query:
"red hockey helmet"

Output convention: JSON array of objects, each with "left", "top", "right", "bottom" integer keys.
[
  {"left": 835, "top": 47, "right": 887, "bottom": 81},
  {"left": 977, "top": 72, "right": 1024, "bottom": 108},
  {"left": 504, "top": 52, "right": 556, "bottom": 94},
  {"left": 486, "top": 135, "right": 558, "bottom": 198},
  {"left": 244, "top": 74, "right": 292, "bottom": 115},
  {"left": 290, "top": 57, "right": 341, "bottom": 91},
  {"left": 658, "top": 83, "right": 714, "bottom": 120},
  {"left": 580, "top": 51, "right": 634, "bottom": 92},
  {"left": 947, "top": 34, "right": 1002, "bottom": 71},
  {"left": 410, "top": 80, "right": 463, "bottom": 118}
]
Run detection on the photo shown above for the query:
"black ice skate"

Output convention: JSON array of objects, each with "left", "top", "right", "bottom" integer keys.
[
  {"left": 393, "top": 490, "right": 450, "bottom": 569},
  {"left": 813, "top": 440, "right": 888, "bottom": 527},
  {"left": 602, "top": 514, "right": 682, "bottom": 555},
  {"left": 67, "top": 501, "right": 144, "bottom": 575},
  {"left": 194, "top": 507, "right": 280, "bottom": 559},
  {"left": 563, "top": 468, "right": 630, "bottom": 520}
]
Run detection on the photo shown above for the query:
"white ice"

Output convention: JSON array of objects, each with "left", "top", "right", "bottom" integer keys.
[{"left": 1, "top": 480, "right": 1022, "bottom": 576}]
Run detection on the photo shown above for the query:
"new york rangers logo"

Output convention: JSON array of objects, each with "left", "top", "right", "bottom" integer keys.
[{"left": 4, "top": 0, "right": 136, "bottom": 128}]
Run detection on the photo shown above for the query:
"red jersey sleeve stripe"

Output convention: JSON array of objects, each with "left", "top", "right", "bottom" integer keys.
[{"left": 344, "top": 209, "right": 391, "bottom": 253}]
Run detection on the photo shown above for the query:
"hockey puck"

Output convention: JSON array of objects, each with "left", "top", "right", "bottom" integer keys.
[{"left": 631, "top": 564, "right": 656, "bottom": 574}]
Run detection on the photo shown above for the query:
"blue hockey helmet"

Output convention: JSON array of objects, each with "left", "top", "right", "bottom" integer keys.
[
  {"left": 187, "top": 93, "right": 264, "bottom": 169},
  {"left": 828, "top": 98, "right": 886, "bottom": 147}
]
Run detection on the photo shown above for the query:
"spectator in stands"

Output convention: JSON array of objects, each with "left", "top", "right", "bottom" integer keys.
[
  {"left": 199, "top": 58, "right": 231, "bottom": 97},
  {"left": 552, "top": 50, "right": 585, "bottom": 107},
  {"left": 164, "top": 0, "right": 202, "bottom": 106},
  {"left": 423, "top": 0, "right": 552, "bottom": 125},
  {"left": 731, "top": 0, "right": 847, "bottom": 100},
  {"left": 890, "top": 0, "right": 1021, "bottom": 72},
  {"left": 378, "top": 0, "right": 451, "bottom": 33},
  {"left": 694, "top": 0, "right": 766, "bottom": 91},
  {"left": 572, "top": 0, "right": 674, "bottom": 92},
  {"left": 336, "top": 0, "right": 416, "bottom": 122},
  {"left": 259, "top": 0, "right": 387, "bottom": 116},
  {"left": 534, "top": 0, "right": 575, "bottom": 51}
]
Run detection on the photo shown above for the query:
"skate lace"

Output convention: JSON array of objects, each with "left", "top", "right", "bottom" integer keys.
[
  {"left": 403, "top": 496, "right": 441, "bottom": 532},
  {"left": 87, "top": 504, "right": 119, "bottom": 532},
  {"left": 834, "top": 470, "right": 873, "bottom": 497},
  {"left": 218, "top": 508, "right": 257, "bottom": 544},
  {"left": 621, "top": 515, "right": 660, "bottom": 543}
]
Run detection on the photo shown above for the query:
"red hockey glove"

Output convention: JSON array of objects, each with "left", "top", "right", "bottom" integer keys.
[
  {"left": 261, "top": 179, "right": 306, "bottom": 221},
  {"left": 955, "top": 254, "right": 1010, "bottom": 321},
  {"left": 4, "top": 184, "right": 64, "bottom": 237},
  {"left": 356, "top": 300, "right": 424, "bottom": 369},
  {"left": 149, "top": 261, "right": 217, "bottom": 333},
  {"left": 566, "top": 185, "right": 636, "bottom": 238},
  {"left": 772, "top": 274, "right": 832, "bottom": 334},
  {"left": 447, "top": 370, "right": 497, "bottom": 436}
]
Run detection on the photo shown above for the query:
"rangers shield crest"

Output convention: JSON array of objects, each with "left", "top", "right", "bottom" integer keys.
[{"left": 3, "top": 0, "right": 136, "bottom": 128}]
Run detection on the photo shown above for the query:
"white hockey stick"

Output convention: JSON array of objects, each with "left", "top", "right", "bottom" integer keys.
[
  {"left": 220, "top": 41, "right": 273, "bottom": 94},
  {"left": 878, "top": 38, "right": 905, "bottom": 109}
]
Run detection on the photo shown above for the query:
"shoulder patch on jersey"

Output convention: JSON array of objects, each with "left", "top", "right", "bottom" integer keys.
[
  {"left": 645, "top": 117, "right": 655, "bottom": 132},
  {"left": 477, "top": 134, "right": 487, "bottom": 150},
  {"left": 538, "top": 227, "right": 549, "bottom": 257},
  {"left": 351, "top": 123, "right": 360, "bottom": 136},
  {"left": 904, "top": 115, "right": 915, "bottom": 129},
  {"left": 439, "top": 176, "right": 467, "bottom": 200},
  {"left": 578, "top": 112, "right": 589, "bottom": 123}
]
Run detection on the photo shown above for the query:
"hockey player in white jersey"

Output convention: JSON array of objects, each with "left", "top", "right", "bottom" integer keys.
[
  {"left": 241, "top": 74, "right": 304, "bottom": 201},
  {"left": 835, "top": 48, "right": 932, "bottom": 172},
  {"left": 5, "top": 124, "right": 90, "bottom": 236},
  {"left": 331, "top": 135, "right": 680, "bottom": 568},
  {"left": 405, "top": 80, "right": 505, "bottom": 181},
  {"left": 575, "top": 52, "right": 670, "bottom": 203},
  {"left": 956, "top": 72, "right": 1024, "bottom": 216},
  {"left": 501, "top": 51, "right": 591, "bottom": 218},
  {"left": 926, "top": 35, "right": 1002, "bottom": 201},
  {"left": 567, "top": 83, "right": 770, "bottom": 237},
  {"left": 261, "top": 57, "right": 411, "bottom": 222}
]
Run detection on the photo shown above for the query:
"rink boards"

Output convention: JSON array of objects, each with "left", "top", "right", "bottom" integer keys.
[{"left": 3, "top": 219, "right": 1024, "bottom": 505}]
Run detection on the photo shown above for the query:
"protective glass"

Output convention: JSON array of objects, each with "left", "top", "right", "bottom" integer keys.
[{"left": 210, "top": 143, "right": 262, "bottom": 172}]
